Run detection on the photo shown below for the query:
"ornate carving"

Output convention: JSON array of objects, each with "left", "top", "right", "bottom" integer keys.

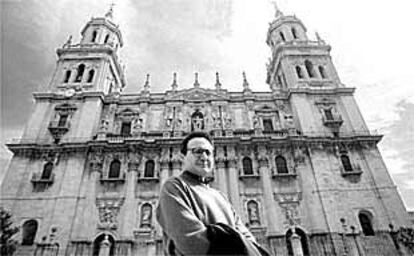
[
  {"left": 215, "top": 147, "right": 226, "bottom": 164},
  {"left": 127, "top": 151, "right": 142, "bottom": 172},
  {"left": 293, "top": 146, "right": 307, "bottom": 164},
  {"left": 247, "top": 200, "right": 261, "bottom": 226},
  {"left": 253, "top": 114, "right": 260, "bottom": 129},
  {"left": 257, "top": 145, "right": 268, "bottom": 166},
  {"left": 280, "top": 203, "right": 301, "bottom": 227},
  {"left": 96, "top": 197, "right": 125, "bottom": 230},
  {"left": 159, "top": 148, "right": 170, "bottom": 165},
  {"left": 89, "top": 150, "right": 104, "bottom": 172}
]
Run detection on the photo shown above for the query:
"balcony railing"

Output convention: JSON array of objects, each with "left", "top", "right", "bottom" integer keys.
[
  {"left": 322, "top": 115, "right": 343, "bottom": 128},
  {"left": 48, "top": 120, "right": 70, "bottom": 130},
  {"left": 31, "top": 173, "right": 55, "bottom": 184},
  {"left": 100, "top": 172, "right": 126, "bottom": 183}
]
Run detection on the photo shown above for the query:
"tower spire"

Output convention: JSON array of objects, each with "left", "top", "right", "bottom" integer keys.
[
  {"left": 215, "top": 72, "right": 222, "bottom": 90},
  {"left": 193, "top": 72, "right": 200, "bottom": 88},
  {"left": 171, "top": 72, "right": 178, "bottom": 91},
  {"left": 271, "top": 1, "right": 283, "bottom": 17},
  {"left": 105, "top": 2, "right": 115, "bottom": 20}
]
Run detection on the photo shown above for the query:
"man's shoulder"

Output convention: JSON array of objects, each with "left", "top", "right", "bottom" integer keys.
[{"left": 161, "top": 174, "right": 187, "bottom": 192}]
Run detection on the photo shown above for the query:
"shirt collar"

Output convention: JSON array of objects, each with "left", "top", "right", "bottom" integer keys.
[{"left": 183, "top": 171, "right": 214, "bottom": 185}]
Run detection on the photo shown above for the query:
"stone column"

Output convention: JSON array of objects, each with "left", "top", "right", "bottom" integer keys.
[
  {"left": 171, "top": 147, "right": 182, "bottom": 176},
  {"left": 159, "top": 162, "right": 170, "bottom": 187},
  {"left": 214, "top": 146, "right": 228, "bottom": 195},
  {"left": 98, "top": 235, "right": 111, "bottom": 256},
  {"left": 258, "top": 147, "right": 278, "bottom": 233},
  {"left": 159, "top": 148, "right": 171, "bottom": 186},
  {"left": 215, "top": 160, "right": 228, "bottom": 195},
  {"left": 121, "top": 161, "right": 139, "bottom": 236},
  {"left": 291, "top": 230, "right": 304, "bottom": 256},
  {"left": 75, "top": 152, "right": 103, "bottom": 238},
  {"left": 227, "top": 155, "right": 241, "bottom": 215},
  {"left": 172, "top": 161, "right": 182, "bottom": 177}
]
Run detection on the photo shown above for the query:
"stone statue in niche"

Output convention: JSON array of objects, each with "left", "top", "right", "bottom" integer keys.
[
  {"left": 165, "top": 107, "right": 174, "bottom": 128},
  {"left": 247, "top": 201, "right": 260, "bottom": 225},
  {"left": 223, "top": 112, "right": 232, "bottom": 129},
  {"left": 173, "top": 110, "right": 183, "bottom": 130},
  {"left": 211, "top": 108, "right": 221, "bottom": 129},
  {"left": 140, "top": 204, "right": 152, "bottom": 228},
  {"left": 191, "top": 110, "right": 205, "bottom": 131},
  {"left": 132, "top": 116, "right": 143, "bottom": 131},
  {"left": 253, "top": 114, "right": 260, "bottom": 129},
  {"left": 284, "top": 114, "right": 295, "bottom": 129},
  {"left": 99, "top": 118, "right": 110, "bottom": 132},
  {"left": 102, "top": 208, "right": 114, "bottom": 224}
]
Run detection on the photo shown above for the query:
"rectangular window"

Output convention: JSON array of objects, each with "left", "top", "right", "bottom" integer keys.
[
  {"left": 58, "top": 114, "right": 68, "bottom": 127},
  {"left": 121, "top": 122, "right": 131, "bottom": 136},
  {"left": 324, "top": 109, "right": 334, "bottom": 121},
  {"left": 263, "top": 119, "right": 274, "bottom": 132}
]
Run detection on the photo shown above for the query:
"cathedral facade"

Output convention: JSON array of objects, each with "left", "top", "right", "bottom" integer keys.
[{"left": 1, "top": 6, "right": 413, "bottom": 256}]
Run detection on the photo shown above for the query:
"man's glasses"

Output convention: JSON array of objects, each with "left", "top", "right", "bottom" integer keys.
[{"left": 188, "top": 148, "right": 213, "bottom": 157}]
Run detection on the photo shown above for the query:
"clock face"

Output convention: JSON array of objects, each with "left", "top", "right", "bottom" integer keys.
[{"left": 65, "top": 88, "right": 75, "bottom": 97}]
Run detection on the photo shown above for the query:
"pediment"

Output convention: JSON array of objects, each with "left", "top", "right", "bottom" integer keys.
[
  {"left": 165, "top": 88, "right": 228, "bottom": 102},
  {"left": 254, "top": 104, "right": 277, "bottom": 112},
  {"left": 116, "top": 107, "right": 140, "bottom": 116}
]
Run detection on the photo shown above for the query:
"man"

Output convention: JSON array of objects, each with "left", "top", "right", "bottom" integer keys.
[{"left": 156, "top": 132, "right": 267, "bottom": 255}]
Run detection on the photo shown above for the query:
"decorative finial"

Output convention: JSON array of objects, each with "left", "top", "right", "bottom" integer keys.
[
  {"left": 194, "top": 72, "right": 200, "bottom": 88},
  {"left": 315, "top": 32, "right": 325, "bottom": 44},
  {"left": 143, "top": 74, "right": 150, "bottom": 92},
  {"left": 62, "top": 35, "right": 72, "bottom": 48},
  {"left": 105, "top": 2, "right": 115, "bottom": 19},
  {"left": 242, "top": 71, "right": 250, "bottom": 91},
  {"left": 271, "top": 1, "right": 283, "bottom": 17},
  {"left": 215, "top": 72, "right": 222, "bottom": 90},
  {"left": 171, "top": 72, "right": 178, "bottom": 91}
]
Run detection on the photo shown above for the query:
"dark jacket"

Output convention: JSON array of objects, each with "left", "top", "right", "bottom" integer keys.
[{"left": 207, "top": 223, "right": 271, "bottom": 256}]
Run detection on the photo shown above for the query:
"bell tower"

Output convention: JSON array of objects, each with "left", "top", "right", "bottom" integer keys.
[
  {"left": 49, "top": 5, "right": 125, "bottom": 95},
  {"left": 266, "top": 4, "right": 341, "bottom": 90}
]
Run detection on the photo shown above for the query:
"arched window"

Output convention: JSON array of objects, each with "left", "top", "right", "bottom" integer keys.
[
  {"left": 247, "top": 200, "right": 260, "bottom": 225},
  {"left": 87, "top": 69, "right": 95, "bottom": 83},
  {"left": 92, "top": 234, "right": 115, "bottom": 256},
  {"left": 104, "top": 34, "right": 110, "bottom": 44},
  {"left": 63, "top": 70, "right": 71, "bottom": 83},
  {"left": 292, "top": 27, "right": 298, "bottom": 39},
  {"left": 305, "top": 60, "right": 316, "bottom": 78},
  {"left": 295, "top": 66, "right": 304, "bottom": 78},
  {"left": 74, "top": 64, "right": 85, "bottom": 83},
  {"left": 144, "top": 160, "right": 155, "bottom": 178},
  {"left": 41, "top": 162, "right": 53, "bottom": 180},
  {"left": 286, "top": 228, "right": 310, "bottom": 256},
  {"left": 91, "top": 30, "right": 98, "bottom": 43},
  {"left": 108, "top": 159, "right": 121, "bottom": 178},
  {"left": 275, "top": 156, "right": 288, "bottom": 174},
  {"left": 22, "top": 219, "right": 38, "bottom": 245},
  {"left": 242, "top": 157, "right": 253, "bottom": 175},
  {"left": 359, "top": 211, "right": 374, "bottom": 236},
  {"left": 140, "top": 203, "right": 153, "bottom": 228},
  {"left": 318, "top": 66, "right": 327, "bottom": 78},
  {"left": 191, "top": 110, "right": 204, "bottom": 131},
  {"left": 279, "top": 31, "right": 286, "bottom": 42},
  {"left": 340, "top": 154, "right": 353, "bottom": 172}
]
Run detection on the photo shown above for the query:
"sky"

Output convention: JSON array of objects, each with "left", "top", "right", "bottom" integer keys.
[{"left": 1, "top": 0, "right": 413, "bottom": 210}]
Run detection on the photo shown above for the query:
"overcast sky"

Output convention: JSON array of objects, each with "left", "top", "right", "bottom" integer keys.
[{"left": 1, "top": 0, "right": 413, "bottom": 210}]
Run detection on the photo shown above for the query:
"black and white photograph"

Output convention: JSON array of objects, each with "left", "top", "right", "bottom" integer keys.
[{"left": 1, "top": 0, "right": 413, "bottom": 255}]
